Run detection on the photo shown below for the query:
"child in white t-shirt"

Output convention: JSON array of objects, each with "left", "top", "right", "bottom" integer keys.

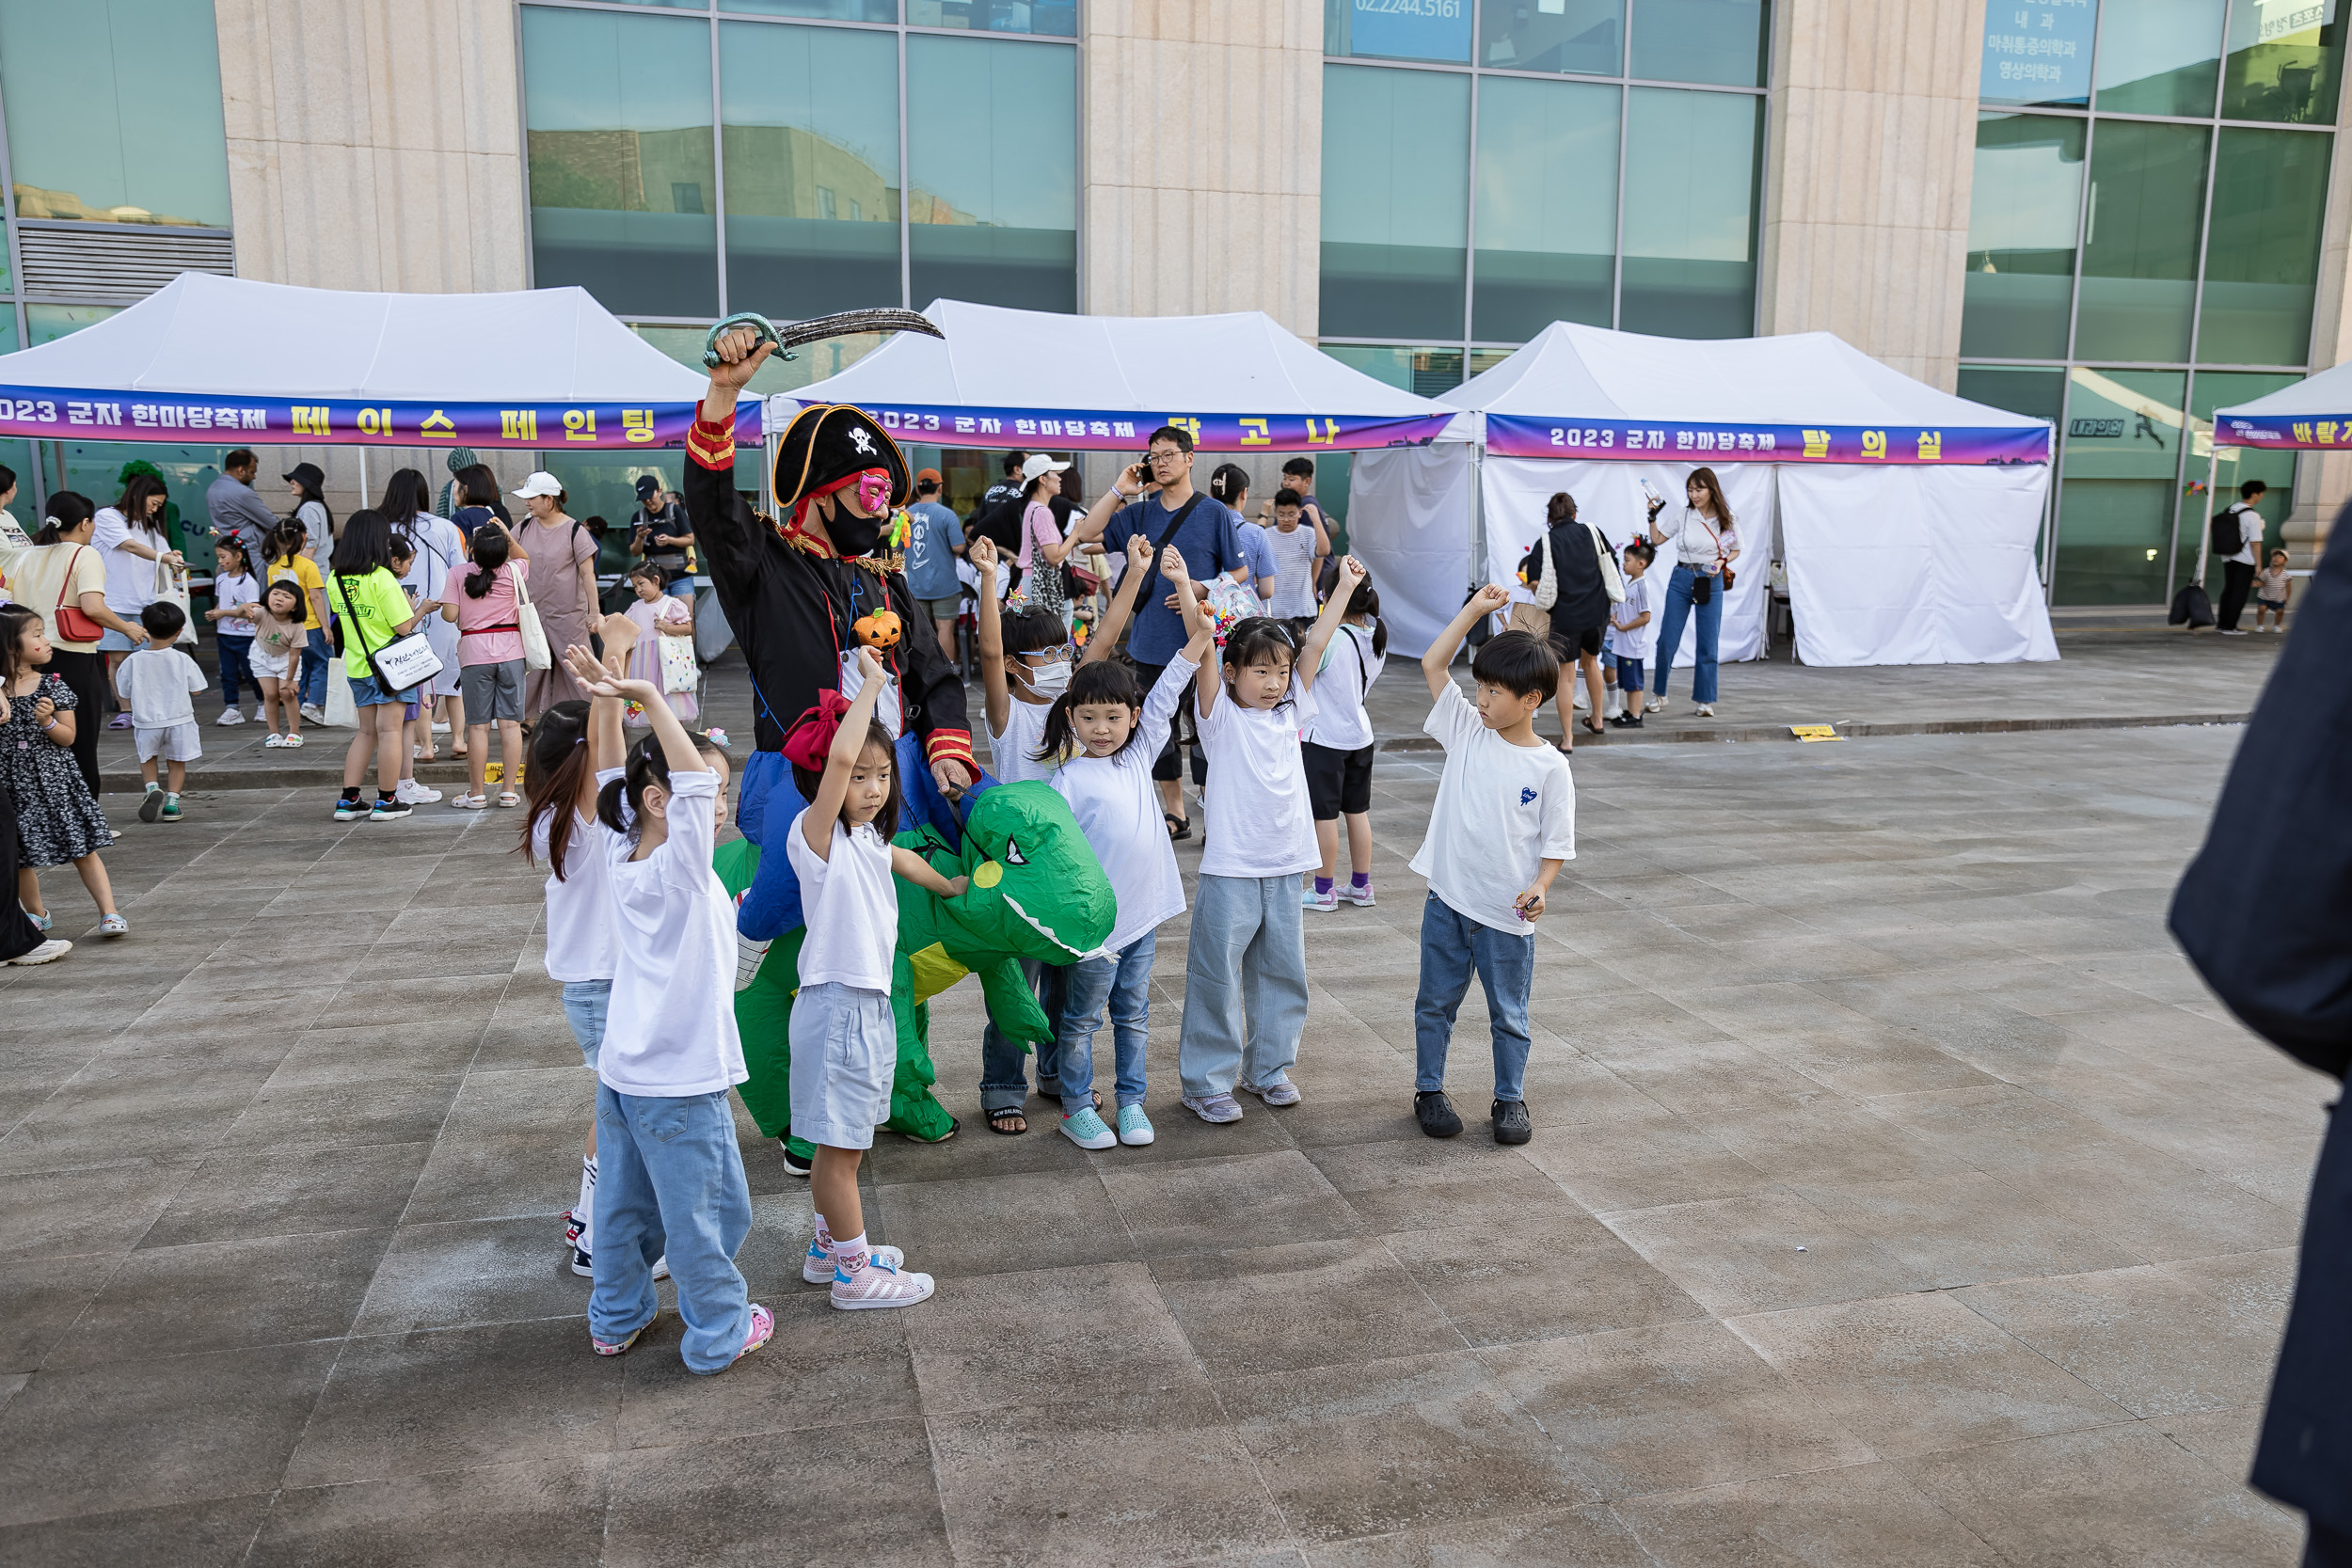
[
  {"left": 1408, "top": 586, "right": 1576, "bottom": 1147},
  {"left": 1165, "top": 546, "right": 1367, "bottom": 1123},
  {"left": 1034, "top": 535, "right": 1190, "bottom": 1150},
  {"left": 966, "top": 532, "right": 1084, "bottom": 1132},
  {"left": 558, "top": 645, "right": 767, "bottom": 1372},
  {"left": 1604, "top": 541, "right": 1659, "bottom": 728},
  {"left": 784, "top": 649, "right": 965, "bottom": 1310},
  {"left": 205, "top": 537, "right": 260, "bottom": 727},
  {"left": 117, "top": 601, "right": 209, "bottom": 824},
  {"left": 1301, "top": 569, "right": 1387, "bottom": 911}
]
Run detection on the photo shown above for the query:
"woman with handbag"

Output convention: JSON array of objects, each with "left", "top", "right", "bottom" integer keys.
[
  {"left": 93, "top": 473, "right": 181, "bottom": 731},
  {"left": 381, "top": 467, "right": 469, "bottom": 761},
  {"left": 1646, "top": 467, "right": 1740, "bottom": 719},
  {"left": 1014, "top": 453, "right": 1077, "bottom": 624},
  {"left": 1521, "top": 493, "right": 1613, "bottom": 752},
  {"left": 326, "top": 510, "right": 446, "bottom": 823},
  {"left": 513, "top": 473, "right": 602, "bottom": 719},
  {"left": 8, "top": 494, "right": 150, "bottom": 796},
  {"left": 445, "top": 518, "right": 536, "bottom": 809}
]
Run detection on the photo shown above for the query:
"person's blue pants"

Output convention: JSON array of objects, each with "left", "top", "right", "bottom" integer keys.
[
  {"left": 1179, "top": 873, "right": 1308, "bottom": 1100},
  {"left": 979, "top": 957, "right": 1069, "bottom": 1112},
  {"left": 300, "top": 626, "right": 330, "bottom": 708},
  {"left": 1413, "top": 893, "right": 1535, "bottom": 1102},
  {"left": 1652, "top": 563, "right": 1724, "bottom": 705},
  {"left": 1056, "top": 931, "right": 1154, "bottom": 1113},
  {"left": 216, "top": 636, "right": 254, "bottom": 708},
  {"left": 589, "top": 1085, "right": 752, "bottom": 1373}
]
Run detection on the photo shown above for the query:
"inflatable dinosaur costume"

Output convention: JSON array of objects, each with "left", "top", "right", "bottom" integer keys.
[{"left": 719, "top": 744, "right": 1115, "bottom": 1164}]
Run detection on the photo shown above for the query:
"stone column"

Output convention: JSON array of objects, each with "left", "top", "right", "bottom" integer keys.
[
  {"left": 211, "top": 0, "right": 533, "bottom": 515},
  {"left": 1756, "top": 0, "right": 1987, "bottom": 392}
]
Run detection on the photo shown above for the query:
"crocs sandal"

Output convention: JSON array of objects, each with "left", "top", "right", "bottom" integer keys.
[
  {"left": 1165, "top": 811, "right": 1191, "bottom": 842},
  {"left": 98, "top": 913, "right": 128, "bottom": 937},
  {"left": 496, "top": 791, "right": 521, "bottom": 807}
]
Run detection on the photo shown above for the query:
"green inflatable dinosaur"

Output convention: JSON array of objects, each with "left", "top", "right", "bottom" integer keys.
[{"left": 715, "top": 780, "right": 1117, "bottom": 1163}]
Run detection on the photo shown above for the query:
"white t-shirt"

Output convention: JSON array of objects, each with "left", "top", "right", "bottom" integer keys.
[
  {"left": 1408, "top": 682, "right": 1577, "bottom": 934},
  {"left": 1052, "top": 660, "right": 1189, "bottom": 953},
  {"left": 114, "top": 646, "right": 207, "bottom": 728},
  {"left": 1264, "top": 522, "right": 1320, "bottom": 618},
  {"left": 1192, "top": 650, "right": 1321, "bottom": 879},
  {"left": 987, "top": 690, "right": 1057, "bottom": 784},
  {"left": 534, "top": 767, "right": 626, "bottom": 983},
  {"left": 1303, "top": 622, "right": 1383, "bottom": 753},
  {"left": 599, "top": 770, "right": 746, "bottom": 1097},
  {"left": 1611, "top": 571, "right": 1661, "bottom": 662},
  {"left": 214, "top": 571, "right": 260, "bottom": 636},
  {"left": 93, "top": 506, "right": 162, "bottom": 612},
  {"left": 785, "top": 809, "right": 898, "bottom": 992}
]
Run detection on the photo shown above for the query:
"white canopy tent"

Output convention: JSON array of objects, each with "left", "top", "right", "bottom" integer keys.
[
  {"left": 1346, "top": 323, "right": 2058, "bottom": 665},
  {"left": 775, "top": 298, "right": 1454, "bottom": 453},
  {"left": 0, "top": 271, "right": 741, "bottom": 448}
]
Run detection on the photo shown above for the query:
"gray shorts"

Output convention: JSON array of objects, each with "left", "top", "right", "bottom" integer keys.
[
  {"left": 459, "top": 658, "right": 525, "bottom": 722},
  {"left": 136, "top": 721, "right": 202, "bottom": 762},
  {"left": 788, "top": 980, "right": 895, "bottom": 1150},
  {"left": 916, "top": 594, "right": 961, "bottom": 623}
]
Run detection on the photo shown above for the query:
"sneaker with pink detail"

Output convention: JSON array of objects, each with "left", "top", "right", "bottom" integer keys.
[{"left": 803, "top": 1222, "right": 905, "bottom": 1285}]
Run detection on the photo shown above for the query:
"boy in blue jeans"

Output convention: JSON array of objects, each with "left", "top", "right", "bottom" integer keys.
[{"left": 1408, "top": 585, "right": 1577, "bottom": 1145}]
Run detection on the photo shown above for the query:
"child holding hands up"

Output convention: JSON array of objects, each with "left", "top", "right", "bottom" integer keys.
[
  {"left": 1407, "top": 589, "right": 1576, "bottom": 1146},
  {"left": 785, "top": 649, "right": 966, "bottom": 1309},
  {"left": 1166, "top": 546, "right": 1366, "bottom": 1123}
]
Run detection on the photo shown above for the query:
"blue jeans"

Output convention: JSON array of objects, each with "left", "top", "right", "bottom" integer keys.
[
  {"left": 1056, "top": 931, "right": 1154, "bottom": 1113},
  {"left": 300, "top": 626, "right": 330, "bottom": 708},
  {"left": 1413, "top": 893, "right": 1535, "bottom": 1102},
  {"left": 217, "top": 636, "right": 254, "bottom": 708},
  {"left": 1179, "top": 873, "right": 1309, "bottom": 1100},
  {"left": 590, "top": 1085, "right": 752, "bottom": 1373},
  {"left": 561, "top": 978, "right": 611, "bottom": 1069},
  {"left": 1652, "top": 564, "right": 1724, "bottom": 705},
  {"left": 979, "top": 957, "right": 1070, "bottom": 1112}
]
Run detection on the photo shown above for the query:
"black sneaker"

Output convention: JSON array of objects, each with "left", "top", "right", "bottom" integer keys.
[
  {"left": 778, "top": 1138, "right": 812, "bottom": 1178},
  {"left": 1414, "top": 1090, "right": 1462, "bottom": 1139},
  {"left": 369, "top": 798, "right": 413, "bottom": 821},
  {"left": 1492, "top": 1099, "right": 1532, "bottom": 1145},
  {"left": 1609, "top": 712, "right": 1644, "bottom": 728},
  {"left": 333, "top": 796, "right": 367, "bottom": 821}
]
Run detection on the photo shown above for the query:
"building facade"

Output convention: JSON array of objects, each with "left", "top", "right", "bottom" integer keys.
[{"left": 0, "top": 0, "right": 2343, "bottom": 602}]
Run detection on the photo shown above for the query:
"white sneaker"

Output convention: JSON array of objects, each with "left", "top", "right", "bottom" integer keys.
[
  {"left": 831, "top": 1250, "right": 936, "bottom": 1310},
  {"left": 394, "top": 779, "right": 442, "bottom": 804},
  {"left": 1649, "top": 694, "right": 1669, "bottom": 716},
  {"left": 253, "top": 705, "right": 268, "bottom": 722},
  {"left": 1695, "top": 703, "right": 1716, "bottom": 718},
  {"left": 216, "top": 708, "right": 246, "bottom": 726},
  {"left": 300, "top": 704, "right": 328, "bottom": 724},
  {"left": 5, "top": 938, "right": 70, "bottom": 966}
]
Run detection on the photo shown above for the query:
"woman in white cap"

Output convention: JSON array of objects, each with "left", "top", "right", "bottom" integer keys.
[
  {"left": 1015, "top": 453, "right": 1076, "bottom": 622},
  {"left": 512, "top": 471, "right": 599, "bottom": 717}
]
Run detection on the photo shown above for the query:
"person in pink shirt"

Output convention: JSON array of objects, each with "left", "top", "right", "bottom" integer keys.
[{"left": 444, "top": 519, "right": 532, "bottom": 808}]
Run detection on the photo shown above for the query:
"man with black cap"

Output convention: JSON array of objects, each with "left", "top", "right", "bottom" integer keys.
[
  {"left": 628, "top": 473, "right": 694, "bottom": 595},
  {"left": 685, "top": 325, "right": 975, "bottom": 805}
]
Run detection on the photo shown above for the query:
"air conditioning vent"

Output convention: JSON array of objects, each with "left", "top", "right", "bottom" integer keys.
[{"left": 16, "top": 222, "right": 235, "bottom": 301}]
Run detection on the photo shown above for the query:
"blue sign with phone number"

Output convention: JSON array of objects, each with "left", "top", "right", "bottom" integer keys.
[{"left": 1351, "top": 0, "right": 1470, "bottom": 61}]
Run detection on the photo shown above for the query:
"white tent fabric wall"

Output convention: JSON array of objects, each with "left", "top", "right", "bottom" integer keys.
[
  {"left": 1478, "top": 456, "right": 1772, "bottom": 667},
  {"left": 1777, "top": 464, "right": 2057, "bottom": 666},
  {"left": 1348, "top": 444, "right": 1474, "bottom": 659}
]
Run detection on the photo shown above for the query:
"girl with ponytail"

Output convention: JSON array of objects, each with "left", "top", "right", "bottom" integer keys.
[{"left": 1301, "top": 567, "right": 1388, "bottom": 911}]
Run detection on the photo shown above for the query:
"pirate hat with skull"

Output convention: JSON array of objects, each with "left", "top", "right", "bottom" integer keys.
[{"left": 772, "top": 402, "right": 912, "bottom": 558}]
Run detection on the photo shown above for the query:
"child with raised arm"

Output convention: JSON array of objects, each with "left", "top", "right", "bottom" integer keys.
[
  {"left": 1166, "top": 545, "right": 1366, "bottom": 1122},
  {"left": 1408, "top": 589, "right": 1576, "bottom": 1146},
  {"left": 565, "top": 644, "right": 765, "bottom": 1371},
  {"left": 786, "top": 649, "right": 966, "bottom": 1308},
  {"left": 1032, "top": 534, "right": 1187, "bottom": 1148}
]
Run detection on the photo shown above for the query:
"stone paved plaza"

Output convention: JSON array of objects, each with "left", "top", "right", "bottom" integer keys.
[{"left": 0, "top": 694, "right": 2329, "bottom": 1564}]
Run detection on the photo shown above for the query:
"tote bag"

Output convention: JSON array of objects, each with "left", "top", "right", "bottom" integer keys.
[
  {"left": 512, "top": 566, "right": 552, "bottom": 671},
  {"left": 658, "top": 628, "right": 700, "bottom": 694},
  {"left": 152, "top": 557, "right": 199, "bottom": 645}
]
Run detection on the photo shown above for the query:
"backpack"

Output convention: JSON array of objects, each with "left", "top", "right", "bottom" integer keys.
[{"left": 2210, "top": 509, "right": 2241, "bottom": 558}]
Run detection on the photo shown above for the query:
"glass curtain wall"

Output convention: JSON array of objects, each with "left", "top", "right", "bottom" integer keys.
[
  {"left": 1963, "top": 0, "right": 2338, "bottom": 606},
  {"left": 1321, "top": 0, "right": 1770, "bottom": 389}
]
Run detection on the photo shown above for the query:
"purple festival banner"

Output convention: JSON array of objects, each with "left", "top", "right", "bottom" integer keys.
[
  {"left": 801, "top": 402, "right": 1452, "bottom": 454},
  {"left": 1484, "top": 414, "right": 2049, "bottom": 466},
  {"left": 2217, "top": 413, "right": 2347, "bottom": 451},
  {"left": 0, "top": 388, "right": 757, "bottom": 449}
]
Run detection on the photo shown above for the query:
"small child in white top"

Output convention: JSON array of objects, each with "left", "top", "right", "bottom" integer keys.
[
  {"left": 1300, "top": 568, "right": 1388, "bottom": 911},
  {"left": 1604, "top": 540, "right": 1659, "bottom": 728},
  {"left": 557, "top": 643, "right": 768, "bottom": 1374},
  {"left": 1165, "top": 546, "right": 1367, "bottom": 1123},
  {"left": 205, "top": 538, "right": 260, "bottom": 728},
  {"left": 1407, "top": 587, "right": 1576, "bottom": 1147},
  {"left": 1035, "top": 535, "right": 1193, "bottom": 1150},
  {"left": 785, "top": 648, "right": 966, "bottom": 1311},
  {"left": 116, "top": 600, "right": 209, "bottom": 823}
]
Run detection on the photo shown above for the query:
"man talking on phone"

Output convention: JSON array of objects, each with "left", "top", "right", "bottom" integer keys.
[{"left": 1065, "top": 424, "right": 1247, "bottom": 840}]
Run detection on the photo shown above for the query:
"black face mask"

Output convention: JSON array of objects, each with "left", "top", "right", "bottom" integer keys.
[{"left": 813, "top": 497, "right": 884, "bottom": 559}]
